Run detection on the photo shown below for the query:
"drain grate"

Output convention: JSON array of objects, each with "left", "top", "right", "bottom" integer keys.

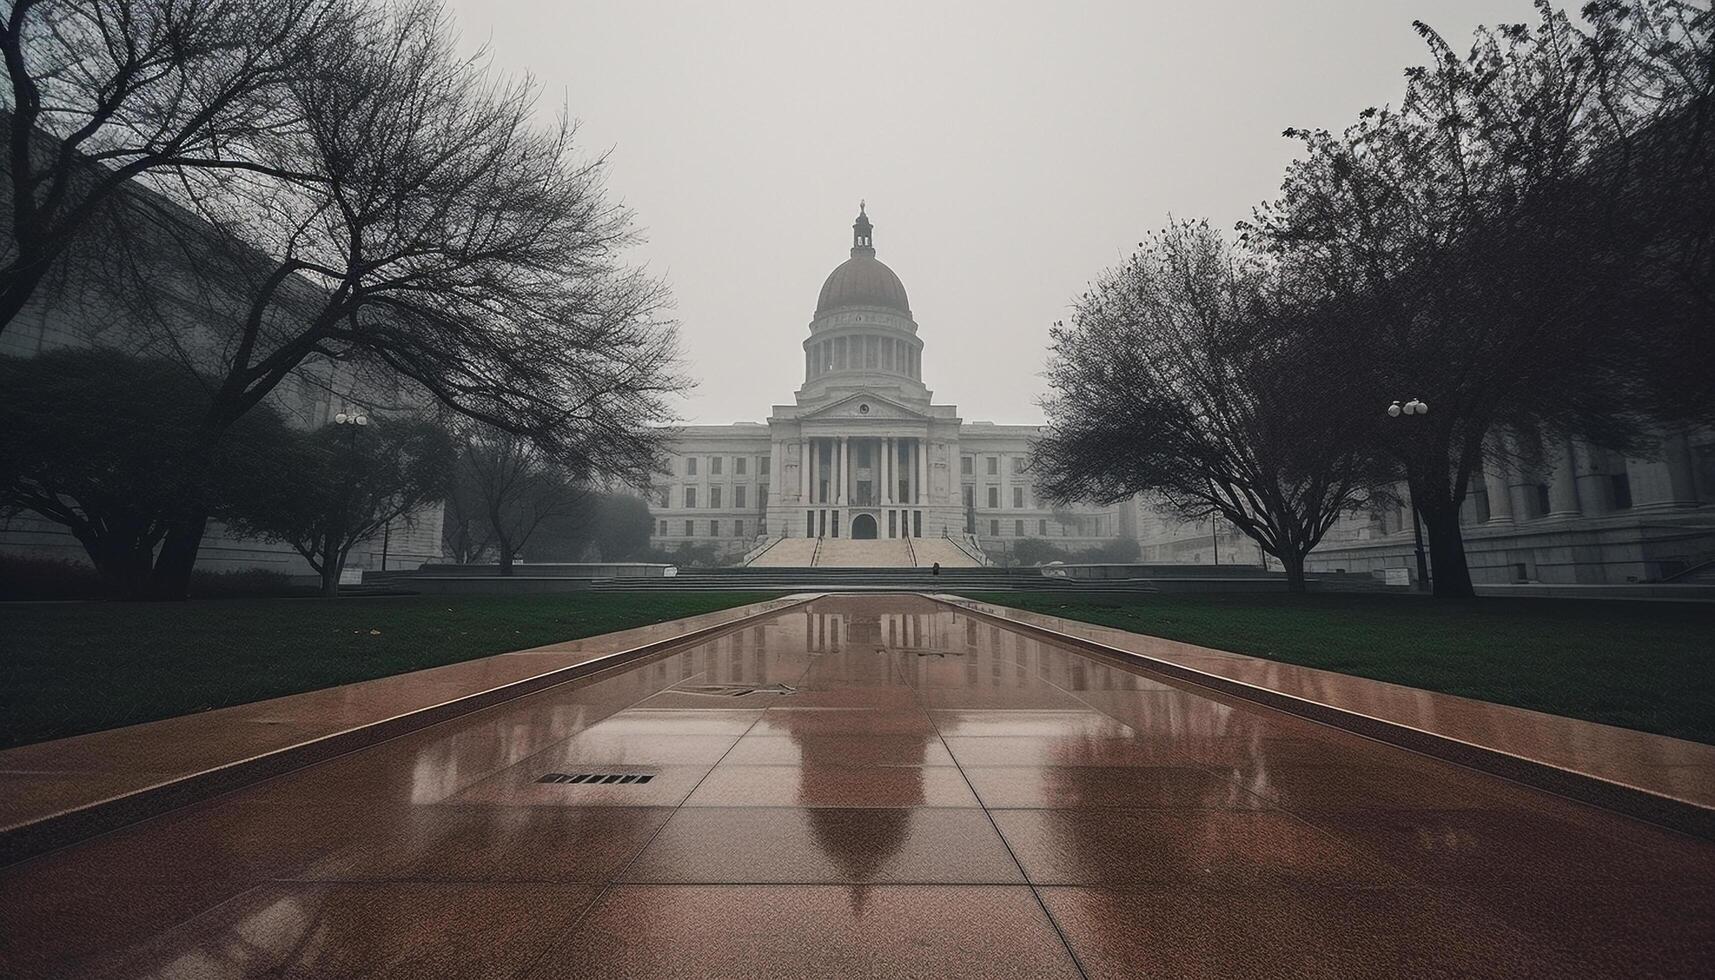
[
  {"left": 673, "top": 683, "right": 796, "bottom": 698},
  {"left": 538, "top": 772, "right": 656, "bottom": 785}
]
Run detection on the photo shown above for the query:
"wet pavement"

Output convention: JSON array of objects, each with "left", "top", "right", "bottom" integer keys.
[{"left": 2, "top": 594, "right": 1712, "bottom": 978}]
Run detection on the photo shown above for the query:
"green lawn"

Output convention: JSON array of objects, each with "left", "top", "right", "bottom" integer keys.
[
  {"left": 960, "top": 591, "right": 1715, "bottom": 745},
  {"left": 0, "top": 591, "right": 783, "bottom": 748}
]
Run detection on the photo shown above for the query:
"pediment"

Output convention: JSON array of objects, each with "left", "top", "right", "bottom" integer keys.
[{"left": 800, "top": 391, "right": 927, "bottom": 422}]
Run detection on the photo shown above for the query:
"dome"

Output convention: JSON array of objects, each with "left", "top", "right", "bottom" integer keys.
[{"left": 815, "top": 255, "right": 911, "bottom": 316}]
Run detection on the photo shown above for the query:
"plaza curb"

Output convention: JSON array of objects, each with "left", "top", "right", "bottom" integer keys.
[
  {"left": 0, "top": 593, "right": 822, "bottom": 867},
  {"left": 929, "top": 594, "right": 1715, "bottom": 842}
]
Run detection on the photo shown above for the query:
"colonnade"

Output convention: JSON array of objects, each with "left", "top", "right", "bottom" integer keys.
[{"left": 788, "top": 434, "right": 930, "bottom": 539}]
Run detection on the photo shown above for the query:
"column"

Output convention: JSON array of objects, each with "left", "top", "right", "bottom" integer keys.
[
  {"left": 883, "top": 437, "right": 895, "bottom": 504},
  {"left": 798, "top": 439, "right": 810, "bottom": 502},
  {"left": 837, "top": 436, "right": 849, "bottom": 505},
  {"left": 1483, "top": 456, "right": 1515, "bottom": 524},
  {"left": 916, "top": 438, "right": 927, "bottom": 504},
  {"left": 1628, "top": 435, "right": 1698, "bottom": 510},
  {"left": 1546, "top": 441, "right": 1582, "bottom": 518},
  {"left": 999, "top": 452, "right": 1012, "bottom": 512},
  {"left": 770, "top": 439, "right": 783, "bottom": 499},
  {"left": 810, "top": 439, "right": 820, "bottom": 504},
  {"left": 1572, "top": 439, "right": 1613, "bottom": 513},
  {"left": 906, "top": 439, "right": 917, "bottom": 506}
]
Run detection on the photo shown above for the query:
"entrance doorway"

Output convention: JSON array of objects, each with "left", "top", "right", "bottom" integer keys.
[{"left": 851, "top": 513, "right": 878, "bottom": 539}]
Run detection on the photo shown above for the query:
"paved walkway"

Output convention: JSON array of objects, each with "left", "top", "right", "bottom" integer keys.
[{"left": 3, "top": 594, "right": 1712, "bottom": 977}]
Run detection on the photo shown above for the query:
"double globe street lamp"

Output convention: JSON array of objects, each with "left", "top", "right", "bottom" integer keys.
[{"left": 1386, "top": 398, "right": 1431, "bottom": 592}]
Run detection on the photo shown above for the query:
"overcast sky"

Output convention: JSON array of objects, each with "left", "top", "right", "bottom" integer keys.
[{"left": 445, "top": 1, "right": 1549, "bottom": 426}]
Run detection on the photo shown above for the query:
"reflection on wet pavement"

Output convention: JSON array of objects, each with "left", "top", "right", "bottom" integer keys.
[{"left": 2, "top": 594, "right": 1711, "bottom": 978}]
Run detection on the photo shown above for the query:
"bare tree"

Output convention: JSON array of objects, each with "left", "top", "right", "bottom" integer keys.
[
  {"left": 455, "top": 427, "right": 588, "bottom": 575},
  {"left": 0, "top": 0, "right": 346, "bottom": 330},
  {"left": 1034, "top": 221, "right": 1385, "bottom": 592},
  {"left": 138, "top": 0, "right": 683, "bottom": 596}
]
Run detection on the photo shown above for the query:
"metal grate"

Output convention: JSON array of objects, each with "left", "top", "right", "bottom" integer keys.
[{"left": 538, "top": 772, "right": 655, "bottom": 785}]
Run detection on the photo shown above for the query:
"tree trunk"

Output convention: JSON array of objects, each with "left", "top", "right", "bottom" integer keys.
[
  {"left": 1418, "top": 501, "right": 1476, "bottom": 599},
  {"left": 1282, "top": 552, "right": 1308, "bottom": 593},
  {"left": 149, "top": 510, "right": 210, "bottom": 600},
  {"left": 318, "top": 540, "right": 342, "bottom": 597},
  {"left": 497, "top": 535, "right": 515, "bottom": 576}
]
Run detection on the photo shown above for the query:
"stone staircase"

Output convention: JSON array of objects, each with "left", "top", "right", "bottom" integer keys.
[
  {"left": 909, "top": 538, "right": 985, "bottom": 568},
  {"left": 747, "top": 538, "right": 819, "bottom": 567},
  {"left": 809, "top": 538, "right": 915, "bottom": 567},
  {"left": 743, "top": 535, "right": 986, "bottom": 569}
]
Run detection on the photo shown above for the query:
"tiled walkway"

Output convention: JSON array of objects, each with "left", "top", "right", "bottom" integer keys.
[{"left": 3, "top": 594, "right": 1712, "bottom": 977}]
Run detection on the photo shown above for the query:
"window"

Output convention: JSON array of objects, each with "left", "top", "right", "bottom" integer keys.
[
  {"left": 760, "top": 456, "right": 771, "bottom": 476},
  {"left": 1015, "top": 519, "right": 1025, "bottom": 536},
  {"left": 710, "top": 520, "right": 720, "bottom": 537},
  {"left": 710, "top": 486, "right": 723, "bottom": 508},
  {"left": 1533, "top": 483, "right": 1551, "bottom": 517},
  {"left": 990, "top": 519, "right": 1000, "bottom": 536},
  {"left": 987, "top": 457, "right": 998, "bottom": 475},
  {"left": 735, "top": 485, "right": 747, "bottom": 508},
  {"left": 656, "top": 488, "right": 669, "bottom": 507},
  {"left": 711, "top": 456, "right": 723, "bottom": 476},
  {"left": 1039, "top": 519, "right": 1047, "bottom": 535},
  {"left": 988, "top": 487, "right": 999, "bottom": 508},
  {"left": 734, "top": 519, "right": 744, "bottom": 538},
  {"left": 684, "top": 486, "right": 697, "bottom": 508},
  {"left": 1011, "top": 456, "right": 1026, "bottom": 473},
  {"left": 684, "top": 519, "right": 694, "bottom": 535},
  {"left": 735, "top": 456, "right": 746, "bottom": 475},
  {"left": 686, "top": 457, "right": 698, "bottom": 476},
  {"left": 1013, "top": 487, "right": 1024, "bottom": 508},
  {"left": 961, "top": 456, "right": 973, "bottom": 476},
  {"left": 657, "top": 520, "right": 667, "bottom": 536}
]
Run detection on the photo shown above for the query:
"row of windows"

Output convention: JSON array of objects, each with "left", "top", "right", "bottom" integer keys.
[
  {"left": 681, "top": 455, "right": 771, "bottom": 478},
  {"left": 961, "top": 485, "right": 1036, "bottom": 509},
  {"left": 960, "top": 455, "right": 1029, "bottom": 476},
  {"left": 806, "top": 334, "right": 921, "bottom": 379},
  {"left": 659, "top": 519, "right": 752, "bottom": 538},
  {"left": 668, "top": 486, "right": 770, "bottom": 510}
]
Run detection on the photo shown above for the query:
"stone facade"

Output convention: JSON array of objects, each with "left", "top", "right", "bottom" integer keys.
[{"left": 647, "top": 206, "right": 1131, "bottom": 563}]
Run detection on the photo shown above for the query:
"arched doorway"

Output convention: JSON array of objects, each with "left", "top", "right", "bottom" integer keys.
[{"left": 851, "top": 514, "right": 878, "bottom": 539}]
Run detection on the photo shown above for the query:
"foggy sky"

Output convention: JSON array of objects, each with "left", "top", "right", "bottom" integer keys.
[{"left": 446, "top": 1, "right": 1549, "bottom": 426}]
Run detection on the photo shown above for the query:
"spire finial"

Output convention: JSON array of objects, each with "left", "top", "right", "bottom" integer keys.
[
  {"left": 851, "top": 200, "right": 874, "bottom": 256},
  {"left": 859, "top": 198, "right": 866, "bottom": 215}
]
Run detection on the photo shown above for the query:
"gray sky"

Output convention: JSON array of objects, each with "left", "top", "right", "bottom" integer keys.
[{"left": 446, "top": 1, "right": 1546, "bottom": 425}]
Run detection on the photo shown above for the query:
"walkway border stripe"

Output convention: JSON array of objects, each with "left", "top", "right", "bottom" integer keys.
[
  {"left": 928, "top": 594, "right": 1715, "bottom": 842},
  {"left": 0, "top": 593, "right": 823, "bottom": 867}
]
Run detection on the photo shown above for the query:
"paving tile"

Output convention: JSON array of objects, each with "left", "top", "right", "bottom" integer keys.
[
  {"left": 1040, "top": 884, "right": 1576, "bottom": 979},
  {"left": 87, "top": 882, "right": 601, "bottom": 979},
  {"left": 684, "top": 765, "right": 980, "bottom": 807},
  {"left": 576, "top": 709, "right": 763, "bottom": 736},
  {"left": 529, "top": 885, "right": 1077, "bottom": 978},
  {"left": 295, "top": 806, "right": 673, "bottom": 883},
  {"left": 722, "top": 734, "right": 957, "bottom": 767},
  {"left": 992, "top": 808, "right": 1403, "bottom": 889},
  {"left": 751, "top": 708, "right": 937, "bottom": 736},
  {"left": 927, "top": 709, "right": 1137, "bottom": 738},
  {"left": 532, "top": 732, "right": 739, "bottom": 767},
  {"left": 623, "top": 807, "right": 1022, "bottom": 884},
  {"left": 944, "top": 734, "right": 1249, "bottom": 768},
  {"left": 964, "top": 765, "right": 1266, "bottom": 809}
]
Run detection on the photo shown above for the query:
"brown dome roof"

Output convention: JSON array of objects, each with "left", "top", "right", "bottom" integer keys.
[{"left": 815, "top": 255, "right": 911, "bottom": 316}]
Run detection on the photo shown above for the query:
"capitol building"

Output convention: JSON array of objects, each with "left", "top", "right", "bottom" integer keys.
[{"left": 646, "top": 205, "right": 1136, "bottom": 566}]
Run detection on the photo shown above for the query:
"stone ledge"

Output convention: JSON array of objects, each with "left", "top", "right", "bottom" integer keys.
[
  {"left": 930, "top": 594, "right": 1715, "bottom": 840},
  {"left": 0, "top": 593, "right": 820, "bottom": 866}
]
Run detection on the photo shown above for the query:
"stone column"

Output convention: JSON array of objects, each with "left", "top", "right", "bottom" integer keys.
[
  {"left": 1483, "top": 458, "right": 1514, "bottom": 524},
  {"left": 770, "top": 439, "right": 783, "bottom": 500},
  {"left": 837, "top": 436, "right": 849, "bottom": 506},
  {"left": 1628, "top": 435, "right": 1698, "bottom": 510},
  {"left": 1546, "top": 441, "right": 1582, "bottom": 518},
  {"left": 907, "top": 439, "right": 918, "bottom": 505},
  {"left": 917, "top": 439, "right": 928, "bottom": 504},
  {"left": 810, "top": 439, "right": 820, "bottom": 505},
  {"left": 883, "top": 437, "right": 895, "bottom": 504}
]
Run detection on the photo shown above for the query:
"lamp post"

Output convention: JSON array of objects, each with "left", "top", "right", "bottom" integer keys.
[
  {"left": 331, "top": 411, "right": 368, "bottom": 591},
  {"left": 1386, "top": 399, "right": 1431, "bottom": 593}
]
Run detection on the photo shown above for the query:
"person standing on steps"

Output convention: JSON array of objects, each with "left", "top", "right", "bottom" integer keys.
[{"left": 932, "top": 562, "right": 940, "bottom": 576}]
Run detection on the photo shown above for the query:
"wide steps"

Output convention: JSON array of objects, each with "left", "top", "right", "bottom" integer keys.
[
  {"left": 812, "top": 539, "right": 914, "bottom": 567},
  {"left": 747, "top": 538, "right": 819, "bottom": 567}
]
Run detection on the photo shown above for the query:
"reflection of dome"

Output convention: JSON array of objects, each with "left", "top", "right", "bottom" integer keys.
[{"left": 814, "top": 202, "right": 911, "bottom": 316}]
